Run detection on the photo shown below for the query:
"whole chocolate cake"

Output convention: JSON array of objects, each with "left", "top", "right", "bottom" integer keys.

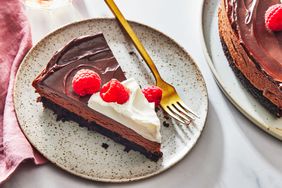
[{"left": 218, "top": 0, "right": 282, "bottom": 117}]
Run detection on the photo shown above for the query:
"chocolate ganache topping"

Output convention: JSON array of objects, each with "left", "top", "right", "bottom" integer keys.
[
  {"left": 33, "top": 33, "right": 126, "bottom": 103},
  {"left": 225, "top": 0, "right": 282, "bottom": 84}
]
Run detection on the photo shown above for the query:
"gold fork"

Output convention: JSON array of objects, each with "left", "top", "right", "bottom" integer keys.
[{"left": 105, "top": 0, "right": 199, "bottom": 124}]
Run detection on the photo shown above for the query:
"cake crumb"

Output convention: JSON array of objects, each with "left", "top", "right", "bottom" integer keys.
[
  {"left": 36, "top": 97, "right": 42, "bottom": 102},
  {"left": 155, "top": 107, "right": 160, "bottom": 112},
  {"left": 163, "top": 121, "right": 170, "bottom": 127},
  {"left": 124, "top": 147, "right": 131, "bottom": 152},
  {"left": 129, "top": 51, "right": 135, "bottom": 55},
  {"left": 102, "top": 143, "right": 109, "bottom": 149},
  {"left": 164, "top": 115, "right": 170, "bottom": 120}
]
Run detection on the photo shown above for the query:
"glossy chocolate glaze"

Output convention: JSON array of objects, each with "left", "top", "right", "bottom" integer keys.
[
  {"left": 225, "top": 0, "right": 282, "bottom": 84},
  {"left": 33, "top": 33, "right": 126, "bottom": 103}
]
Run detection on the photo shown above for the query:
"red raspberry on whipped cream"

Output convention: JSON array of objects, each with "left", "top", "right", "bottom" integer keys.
[
  {"left": 100, "top": 79, "right": 130, "bottom": 104},
  {"left": 142, "top": 85, "right": 163, "bottom": 107}
]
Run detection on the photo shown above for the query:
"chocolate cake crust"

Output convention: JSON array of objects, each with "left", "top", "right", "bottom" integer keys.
[
  {"left": 41, "top": 97, "right": 162, "bottom": 161},
  {"left": 220, "top": 37, "right": 282, "bottom": 117}
]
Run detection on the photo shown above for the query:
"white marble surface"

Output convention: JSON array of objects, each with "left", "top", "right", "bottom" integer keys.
[{"left": 3, "top": 0, "right": 282, "bottom": 187}]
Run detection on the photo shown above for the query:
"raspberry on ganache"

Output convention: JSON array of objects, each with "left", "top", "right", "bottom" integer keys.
[
  {"left": 142, "top": 85, "right": 163, "bottom": 107},
  {"left": 265, "top": 4, "right": 282, "bottom": 32},
  {"left": 100, "top": 79, "right": 130, "bottom": 104},
  {"left": 72, "top": 69, "right": 101, "bottom": 96}
]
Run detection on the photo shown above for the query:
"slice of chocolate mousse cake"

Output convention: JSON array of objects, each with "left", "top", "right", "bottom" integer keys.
[{"left": 32, "top": 33, "right": 162, "bottom": 161}]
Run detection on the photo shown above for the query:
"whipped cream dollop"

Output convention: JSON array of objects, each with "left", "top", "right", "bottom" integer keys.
[{"left": 87, "top": 78, "right": 161, "bottom": 143}]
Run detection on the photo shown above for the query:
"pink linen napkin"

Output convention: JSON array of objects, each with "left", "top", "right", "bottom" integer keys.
[{"left": 0, "top": 0, "right": 46, "bottom": 184}]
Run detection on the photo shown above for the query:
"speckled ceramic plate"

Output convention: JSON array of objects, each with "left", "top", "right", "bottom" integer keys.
[
  {"left": 200, "top": 0, "right": 282, "bottom": 140},
  {"left": 14, "top": 18, "right": 208, "bottom": 182}
]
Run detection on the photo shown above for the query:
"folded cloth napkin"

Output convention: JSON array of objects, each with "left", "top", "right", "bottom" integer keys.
[{"left": 0, "top": 0, "right": 46, "bottom": 184}]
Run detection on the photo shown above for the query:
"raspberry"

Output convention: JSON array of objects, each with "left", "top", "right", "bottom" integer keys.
[
  {"left": 142, "top": 85, "right": 162, "bottom": 106},
  {"left": 265, "top": 4, "right": 282, "bottom": 31},
  {"left": 72, "top": 69, "right": 101, "bottom": 96},
  {"left": 100, "top": 79, "right": 130, "bottom": 104}
]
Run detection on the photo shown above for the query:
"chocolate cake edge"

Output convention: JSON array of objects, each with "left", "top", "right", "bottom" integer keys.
[
  {"left": 219, "top": 36, "right": 281, "bottom": 117},
  {"left": 40, "top": 97, "right": 163, "bottom": 162}
]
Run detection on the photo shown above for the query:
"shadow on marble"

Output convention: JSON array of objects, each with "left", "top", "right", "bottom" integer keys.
[
  {"left": 2, "top": 161, "right": 106, "bottom": 188},
  {"left": 228, "top": 101, "right": 282, "bottom": 173}
]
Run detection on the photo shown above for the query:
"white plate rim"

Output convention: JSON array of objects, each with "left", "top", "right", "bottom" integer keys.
[
  {"left": 199, "top": 0, "right": 282, "bottom": 140},
  {"left": 14, "top": 18, "right": 209, "bottom": 182}
]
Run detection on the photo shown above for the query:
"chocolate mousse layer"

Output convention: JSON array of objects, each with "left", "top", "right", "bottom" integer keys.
[
  {"left": 32, "top": 33, "right": 162, "bottom": 161},
  {"left": 218, "top": 0, "right": 282, "bottom": 117}
]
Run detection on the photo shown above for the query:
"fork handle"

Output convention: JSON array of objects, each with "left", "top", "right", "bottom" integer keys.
[{"left": 105, "top": 0, "right": 163, "bottom": 84}]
